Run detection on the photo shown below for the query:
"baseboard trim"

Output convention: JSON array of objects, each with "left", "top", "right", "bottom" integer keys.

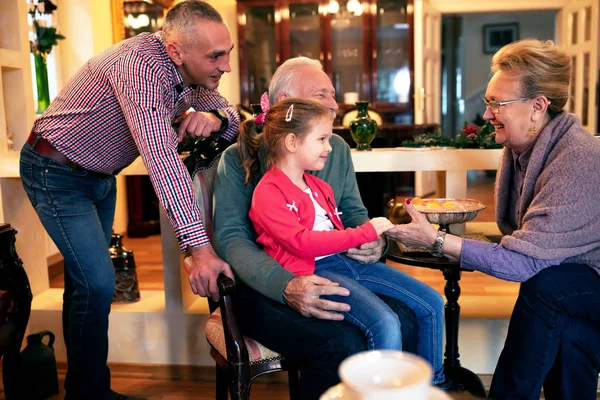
[
  {"left": 55, "top": 361, "right": 291, "bottom": 384},
  {"left": 53, "top": 362, "right": 600, "bottom": 393}
]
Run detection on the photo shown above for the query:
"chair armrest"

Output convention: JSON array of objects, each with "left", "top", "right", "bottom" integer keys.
[
  {"left": 217, "top": 274, "right": 235, "bottom": 297},
  {"left": 217, "top": 274, "right": 251, "bottom": 368}
]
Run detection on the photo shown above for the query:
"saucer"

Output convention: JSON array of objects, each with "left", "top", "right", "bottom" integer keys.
[{"left": 320, "top": 384, "right": 452, "bottom": 400}]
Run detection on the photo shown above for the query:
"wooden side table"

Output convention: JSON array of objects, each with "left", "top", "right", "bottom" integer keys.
[{"left": 386, "top": 239, "right": 487, "bottom": 398}]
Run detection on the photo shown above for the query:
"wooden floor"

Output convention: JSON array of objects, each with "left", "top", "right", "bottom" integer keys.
[
  {"left": 48, "top": 172, "right": 519, "bottom": 319},
  {"left": 2, "top": 369, "right": 592, "bottom": 400},
  {"left": 0, "top": 363, "right": 489, "bottom": 400}
]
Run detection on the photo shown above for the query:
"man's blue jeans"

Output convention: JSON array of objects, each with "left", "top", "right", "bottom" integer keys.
[
  {"left": 489, "top": 262, "right": 600, "bottom": 400},
  {"left": 315, "top": 253, "right": 446, "bottom": 384},
  {"left": 20, "top": 143, "right": 117, "bottom": 400}
]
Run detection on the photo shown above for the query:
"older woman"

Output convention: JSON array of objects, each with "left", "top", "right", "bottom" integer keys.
[{"left": 386, "top": 39, "right": 600, "bottom": 400}]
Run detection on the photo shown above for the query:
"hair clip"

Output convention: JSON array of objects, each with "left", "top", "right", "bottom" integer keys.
[
  {"left": 285, "top": 104, "right": 294, "bottom": 122},
  {"left": 255, "top": 92, "right": 270, "bottom": 126}
]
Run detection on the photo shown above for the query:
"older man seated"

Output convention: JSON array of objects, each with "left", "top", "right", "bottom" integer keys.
[{"left": 213, "top": 57, "right": 418, "bottom": 399}]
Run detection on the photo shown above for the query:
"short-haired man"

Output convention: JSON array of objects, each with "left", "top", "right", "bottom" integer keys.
[
  {"left": 213, "top": 57, "right": 417, "bottom": 399},
  {"left": 20, "top": 2, "right": 238, "bottom": 399}
]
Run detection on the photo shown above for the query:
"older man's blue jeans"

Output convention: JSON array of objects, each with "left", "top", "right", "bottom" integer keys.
[
  {"left": 488, "top": 262, "right": 600, "bottom": 400},
  {"left": 20, "top": 143, "right": 117, "bottom": 400},
  {"left": 232, "top": 279, "right": 418, "bottom": 400}
]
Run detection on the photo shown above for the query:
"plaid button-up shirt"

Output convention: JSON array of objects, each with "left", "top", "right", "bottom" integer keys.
[{"left": 32, "top": 32, "right": 240, "bottom": 251}]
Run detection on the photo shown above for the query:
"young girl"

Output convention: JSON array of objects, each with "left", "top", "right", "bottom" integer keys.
[{"left": 239, "top": 98, "right": 446, "bottom": 386}]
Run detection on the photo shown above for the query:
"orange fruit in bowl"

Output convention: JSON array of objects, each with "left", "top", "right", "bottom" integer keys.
[
  {"left": 426, "top": 200, "right": 441, "bottom": 207},
  {"left": 412, "top": 197, "right": 426, "bottom": 206},
  {"left": 442, "top": 201, "right": 456, "bottom": 207}
]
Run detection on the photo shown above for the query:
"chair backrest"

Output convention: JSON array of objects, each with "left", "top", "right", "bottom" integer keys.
[
  {"left": 184, "top": 136, "right": 233, "bottom": 241},
  {"left": 191, "top": 162, "right": 219, "bottom": 243},
  {"left": 342, "top": 108, "right": 383, "bottom": 127}
]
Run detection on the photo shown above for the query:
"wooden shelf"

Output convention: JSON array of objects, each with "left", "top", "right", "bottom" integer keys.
[
  {"left": 0, "top": 0, "right": 35, "bottom": 157},
  {"left": 0, "top": 49, "right": 26, "bottom": 69}
]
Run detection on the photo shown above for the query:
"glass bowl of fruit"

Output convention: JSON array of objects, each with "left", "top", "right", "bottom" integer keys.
[{"left": 411, "top": 197, "right": 486, "bottom": 232}]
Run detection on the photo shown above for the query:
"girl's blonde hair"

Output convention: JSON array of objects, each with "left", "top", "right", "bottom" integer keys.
[
  {"left": 491, "top": 39, "right": 571, "bottom": 116},
  {"left": 238, "top": 98, "right": 333, "bottom": 184}
]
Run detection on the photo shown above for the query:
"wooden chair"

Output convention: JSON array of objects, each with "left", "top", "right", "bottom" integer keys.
[
  {"left": 0, "top": 224, "right": 33, "bottom": 399},
  {"left": 184, "top": 147, "right": 299, "bottom": 400}
]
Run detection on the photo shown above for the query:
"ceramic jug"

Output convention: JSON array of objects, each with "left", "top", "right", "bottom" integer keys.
[
  {"left": 109, "top": 233, "right": 141, "bottom": 303},
  {"left": 18, "top": 330, "right": 59, "bottom": 399}
]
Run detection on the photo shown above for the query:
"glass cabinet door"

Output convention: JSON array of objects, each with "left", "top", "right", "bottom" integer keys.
[
  {"left": 330, "top": 0, "right": 364, "bottom": 102},
  {"left": 288, "top": 2, "right": 320, "bottom": 59},
  {"left": 240, "top": 4, "right": 277, "bottom": 104},
  {"left": 375, "top": 0, "right": 410, "bottom": 104}
]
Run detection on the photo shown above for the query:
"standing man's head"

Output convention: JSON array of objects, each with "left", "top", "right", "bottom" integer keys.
[
  {"left": 269, "top": 57, "right": 338, "bottom": 115},
  {"left": 163, "top": 0, "right": 234, "bottom": 89}
]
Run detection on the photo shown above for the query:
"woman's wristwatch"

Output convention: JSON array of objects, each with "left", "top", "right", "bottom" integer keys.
[{"left": 430, "top": 231, "right": 446, "bottom": 257}]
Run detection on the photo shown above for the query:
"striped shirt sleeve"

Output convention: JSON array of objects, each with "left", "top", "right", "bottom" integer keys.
[{"left": 108, "top": 51, "right": 210, "bottom": 251}]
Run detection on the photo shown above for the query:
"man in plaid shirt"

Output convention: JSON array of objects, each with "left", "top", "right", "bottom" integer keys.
[{"left": 19, "top": 1, "right": 237, "bottom": 399}]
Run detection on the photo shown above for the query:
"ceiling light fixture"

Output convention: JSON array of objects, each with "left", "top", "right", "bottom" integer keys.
[{"left": 328, "top": 0, "right": 340, "bottom": 14}]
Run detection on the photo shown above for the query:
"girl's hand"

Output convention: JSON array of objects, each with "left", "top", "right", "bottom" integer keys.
[
  {"left": 368, "top": 217, "right": 395, "bottom": 236},
  {"left": 385, "top": 198, "right": 437, "bottom": 248}
]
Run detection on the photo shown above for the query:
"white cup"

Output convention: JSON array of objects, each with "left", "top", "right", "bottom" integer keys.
[{"left": 339, "top": 350, "right": 433, "bottom": 400}]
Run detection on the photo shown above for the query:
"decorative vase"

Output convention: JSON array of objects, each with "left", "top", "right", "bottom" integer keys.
[
  {"left": 109, "top": 233, "right": 141, "bottom": 303},
  {"left": 18, "top": 331, "right": 59, "bottom": 399},
  {"left": 349, "top": 101, "right": 377, "bottom": 151},
  {"left": 33, "top": 53, "right": 51, "bottom": 114}
]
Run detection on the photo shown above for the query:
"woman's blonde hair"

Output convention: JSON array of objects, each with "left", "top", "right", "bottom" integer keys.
[
  {"left": 238, "top": 98, "right": 333, "bottom": 184},
  {"left": 491, "top": 39, "right": 571, "bottom": 116}
]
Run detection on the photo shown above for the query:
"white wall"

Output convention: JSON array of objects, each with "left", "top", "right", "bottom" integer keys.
[
  {"left": 461, "top": 11, "right": 556, "bottom": 123},
  {"left": 56, "top": 0, "right": 113, "bottom": 86},
  {"left": 207, "top": 0, "right": 240, "bottom": 106}
]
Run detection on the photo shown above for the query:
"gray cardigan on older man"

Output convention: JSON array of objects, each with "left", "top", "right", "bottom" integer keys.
[{"left": 461, "top": 112, "right": 600, "bottom": 281}]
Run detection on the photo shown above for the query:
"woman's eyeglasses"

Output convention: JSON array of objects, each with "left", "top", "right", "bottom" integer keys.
[{"left": 483, "top": 97, "right": 529, "bottom": 114}]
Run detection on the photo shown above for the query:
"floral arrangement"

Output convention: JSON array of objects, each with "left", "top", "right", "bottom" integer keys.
[
  {"left": 452, "top": 121, "right": 501, "bottom": 149},
  {"left": 402, "top": 118, "right": 502, "bottom": 149},
  {"left": 28, "top": 0, "right": 65, "bottom": 57},
  {"left": 401, "top": 132, "right": 453, "bottom": 148}
]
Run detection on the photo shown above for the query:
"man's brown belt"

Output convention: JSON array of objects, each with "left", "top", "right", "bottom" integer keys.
[{"left": 27, "top": 131, "right": 83, "bottom": 170}]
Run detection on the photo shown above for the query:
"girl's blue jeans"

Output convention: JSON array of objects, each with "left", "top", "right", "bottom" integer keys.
[
  {"left": 20, "top": 143, "right": 117, "bottom": 400},
  {"left": 315, "top": 253, "right": 446, "bottom": 384}
]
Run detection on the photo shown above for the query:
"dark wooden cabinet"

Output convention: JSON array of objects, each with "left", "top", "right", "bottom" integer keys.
[{"left": 237, "top": 0, "right": 415, "bottom": 122}]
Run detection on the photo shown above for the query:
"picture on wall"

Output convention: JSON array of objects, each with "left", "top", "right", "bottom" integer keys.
[{"left": 483, "top": 23, "right": 519, "bottom": 54}]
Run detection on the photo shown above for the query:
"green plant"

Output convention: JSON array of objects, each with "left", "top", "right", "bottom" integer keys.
[
  {"left": 29, "top": 0, "right": 65, "bottom": 57},
  {"left": 401, "top": 132, "right": 452, "bottom": 148},
  {"left": 401, "top": 120, "right": 502, "bottom": 149}
]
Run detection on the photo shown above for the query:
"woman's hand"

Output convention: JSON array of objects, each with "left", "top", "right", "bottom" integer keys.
[
  {"left": 386, "top": 199, "right": 463, "bottom": 261},
  {"left": 385, "top": 198, "right": 438, "bottom": 248}
]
